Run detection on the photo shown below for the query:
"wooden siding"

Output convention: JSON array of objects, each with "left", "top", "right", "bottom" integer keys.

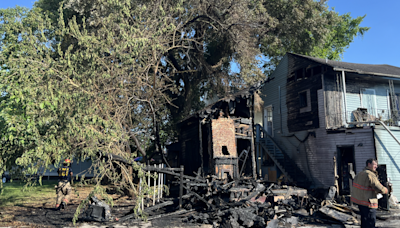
[
  {"left": 286, "top": 54, "right": 323, "bottom": 132},
  {"left": 374, "top": 125, "right": 400, "bottom": 200},
  {"left": 323, "top": 72, "right": 344, "bottom": 129}
]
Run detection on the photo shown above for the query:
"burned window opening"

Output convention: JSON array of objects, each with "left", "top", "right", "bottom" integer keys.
[
  {"left": 305, "top": 68, "right": 312, "bottom": 78},
  {"left": 296, "top": 68, "right": 304, "bottom": 81},
  {"left": 299, "top": 91, "right": 307, "bottom": 108},
  {"left": 222, "top": 146, "right": 230, "bottom": 155},
  {"left": 313, "top": 66, "right": 322, "bottom": 75}
]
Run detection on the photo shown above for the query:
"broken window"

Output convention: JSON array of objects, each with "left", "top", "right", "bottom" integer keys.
[
  {"left": 222, "top": 146, "right": 230, "bottom": 155},
  {"left": 299, "top": 91, "right": 307, "bottom": 108}
]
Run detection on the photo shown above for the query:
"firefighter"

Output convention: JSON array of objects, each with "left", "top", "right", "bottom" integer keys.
[
  {"left": 55, "top": 159, "right": 73, "bottom": 210},
  {"left": 351, "top": 158, "right": 388, "bottom": 228}
]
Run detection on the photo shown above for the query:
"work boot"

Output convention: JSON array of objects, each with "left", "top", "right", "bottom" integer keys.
[{"left": 61, "top": 202, "right": 67, "bottom": 210}]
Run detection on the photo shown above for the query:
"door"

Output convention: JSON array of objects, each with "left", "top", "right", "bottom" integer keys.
[
  {"left": 337, "top": 146, "right": 355, "bottom": 195},
  {"left": 264, "top": 106, "right": 273, "bottom": 136},
  {"left": 361, "top": 89, "right": 377, "bottom": 118}
]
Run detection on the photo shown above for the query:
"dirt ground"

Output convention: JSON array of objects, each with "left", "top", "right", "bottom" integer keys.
[{"left": 0, "top": 185, "right": 135, "bottom": 228}]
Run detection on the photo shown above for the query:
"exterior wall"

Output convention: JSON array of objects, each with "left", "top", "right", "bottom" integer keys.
[
  {"left": 260, "top": 58, "right": 376, "bottom": 188},
  {"left": 325, "top": 72, "right": 397, "bottom": 128},
  {"left": 260, "top": 54, "right": 385, "bottom": 189},
  {"left": 345, "top": 75, "right": 391, "bottom": 122},
  {"left": 259, "top": 55, "right": 289, "bottom": 177},
  {"left": 374, "top": 125, "right": 400, "bottom": 200},
  {"left": 212, "top": 116, "right": 237, "bottom": 178},
  {"left": 323, "top": 72, "right": 344, "bottom": 128},
  {"left": 306, "top": 89, "right": 376, "bottom": 187},
  {"left": 286, "top": 55, "right": 323, "bottom": 132},
  {"left": 263, "top": 89, "right": 375, "bottom": 188},
  {"left": 260, "top": 55, "right": 289, "bottom": 136}
]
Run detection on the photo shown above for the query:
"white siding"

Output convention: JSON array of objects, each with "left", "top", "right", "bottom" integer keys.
[{"left": 374, "top": 126, "right": 400, "bottom": 200}]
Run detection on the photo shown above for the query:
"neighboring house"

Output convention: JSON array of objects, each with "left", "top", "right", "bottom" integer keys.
[
  {"left": 175, "top": 83, "right": 263, "bottom": 179},
  {"left": 254, "top": 53, "right": 400, "bottom": 200},
  {"left": 41, "top": 160, "right": 94, "bottom": 178}
]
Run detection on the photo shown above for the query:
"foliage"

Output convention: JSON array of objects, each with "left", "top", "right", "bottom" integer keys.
[
  {"left": 260, "top": 0, "right": 369, "bottom": 73},
  {"left": 309, "top": 13, "right": 369, "bottom": 61},
  {"left": 0, "top": 0, "right": 177, "bottom": 221}
]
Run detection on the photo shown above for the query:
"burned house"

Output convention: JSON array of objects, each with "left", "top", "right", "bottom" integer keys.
[
  {"left": 255, "top": 53, "right": 400, "bottom": 199},
  {"left": 175, "top": 84, "right": 263, "bottom": 180}
]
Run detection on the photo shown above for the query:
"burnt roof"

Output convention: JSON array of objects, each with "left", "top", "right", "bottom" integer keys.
[
  {"left": 289, "top": 53, "right": 400, "bottom": 78},
  {"left": 179, "top": 81, "right": 263, "bottom": 123}
]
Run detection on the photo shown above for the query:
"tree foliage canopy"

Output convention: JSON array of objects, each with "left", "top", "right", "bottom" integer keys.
[{"left": 0, "top": 0, "right": 368, "bottom": 220}]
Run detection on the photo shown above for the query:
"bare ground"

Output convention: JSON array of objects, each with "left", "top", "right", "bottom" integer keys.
[{"left": 0, "top": 185, "right": 135, "bottom": 228}]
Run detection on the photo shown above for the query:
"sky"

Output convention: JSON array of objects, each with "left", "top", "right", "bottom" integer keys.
[{"left": 0, "top": 0, "right": 399, "bottom": 67}]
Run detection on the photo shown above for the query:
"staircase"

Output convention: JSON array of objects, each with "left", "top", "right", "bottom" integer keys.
[{"left": 256, "top": 125, "right": 311, "bottom": 188}]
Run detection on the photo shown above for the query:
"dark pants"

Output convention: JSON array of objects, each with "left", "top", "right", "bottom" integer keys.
[{"left": 358, "top": 204, "right": 376, "bottom": 228}]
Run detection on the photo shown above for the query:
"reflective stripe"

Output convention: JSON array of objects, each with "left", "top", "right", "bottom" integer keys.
[
  {"left": 350, "top": 197, "right": 378, "bottom": 208},
  {"left": 353, "top": 182, "right": 375, "bottom": 191}
]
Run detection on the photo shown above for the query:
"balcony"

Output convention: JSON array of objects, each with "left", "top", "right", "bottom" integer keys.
[{"left": 326, "top": 108, "right": 400, "bottom": 129}]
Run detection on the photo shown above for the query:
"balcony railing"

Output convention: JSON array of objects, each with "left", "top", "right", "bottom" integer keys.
[{"left": 325, "top": 109, "right": 400, "bottom": 127}]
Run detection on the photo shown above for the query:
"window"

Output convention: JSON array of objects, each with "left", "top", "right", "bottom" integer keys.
[
  {"left": 295, "top": 68, "right": 304, "bottom": 80},
  {"left": 299, "top": 91, "right": 308, "bottom": 108},
  {"left": 264, "top": 106, "right": 273, "bottom": 136},
  {"left": 299, "top": 89, "right": 311, "bottom": 113}
]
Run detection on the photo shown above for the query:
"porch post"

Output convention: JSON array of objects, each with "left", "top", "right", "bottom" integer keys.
[{"left": 250, "top": 117, "right": 257, "bottom": 179}]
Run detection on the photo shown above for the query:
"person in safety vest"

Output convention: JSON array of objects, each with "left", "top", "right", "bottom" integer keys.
[
  {"left": 55, "top": 159, "right": 73, "bottom": 210},
  {"left": 351, "top": 158, "right": 388, "bottom": 228}
]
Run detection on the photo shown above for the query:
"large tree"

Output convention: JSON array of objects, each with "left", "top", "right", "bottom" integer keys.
[{"left": 33, "top": 0, "right": 369, "bottom": 122}]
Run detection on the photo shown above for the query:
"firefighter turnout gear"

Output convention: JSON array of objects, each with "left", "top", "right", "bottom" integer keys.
[
  {"left": 56, "top": 181, "right": 72, "bottom": 208},
  {"left": 56, "top": 164, "right": 73, "bottom": 209},
  {"left": 351, "top": 167, "right": 388, "bottom": 208}
]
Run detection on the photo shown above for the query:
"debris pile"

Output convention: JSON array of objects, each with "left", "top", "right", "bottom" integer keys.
[
  {"left": 118, "top": 174, "right": 361, "bottom": 227},
  {"left": 84, "top": 196, "right": 112, "bottom": 222}
]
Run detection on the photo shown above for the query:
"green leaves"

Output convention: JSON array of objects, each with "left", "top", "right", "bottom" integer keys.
[{"left": 260, "top": 0, "right": 369, "bottom": 73}]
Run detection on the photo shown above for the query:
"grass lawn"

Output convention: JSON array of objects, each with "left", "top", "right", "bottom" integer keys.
[{"left": 0, "top": 180, "right": 58, "bottom": 207}]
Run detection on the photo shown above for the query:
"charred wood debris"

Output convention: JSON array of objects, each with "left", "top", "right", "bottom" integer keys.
[{"left": 106, "top": 166, "right": 363, "bottom": 228}]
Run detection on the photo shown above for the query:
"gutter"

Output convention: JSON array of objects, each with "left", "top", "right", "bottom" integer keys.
[{"left": 333, "top": 67, "right": 400, "bottom": 79}]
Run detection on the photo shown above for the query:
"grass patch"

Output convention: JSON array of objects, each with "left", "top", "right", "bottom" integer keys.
[{"left": 0, "top": 180, "right": 58, "bottom": 207}]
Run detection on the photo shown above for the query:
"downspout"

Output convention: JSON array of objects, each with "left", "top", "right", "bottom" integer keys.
[
  {"left": 279, "top": 86, "right": 282, "bottom": 133},
  {"left": 341, "top": 71, "right": 348, "bottom": 127}
]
